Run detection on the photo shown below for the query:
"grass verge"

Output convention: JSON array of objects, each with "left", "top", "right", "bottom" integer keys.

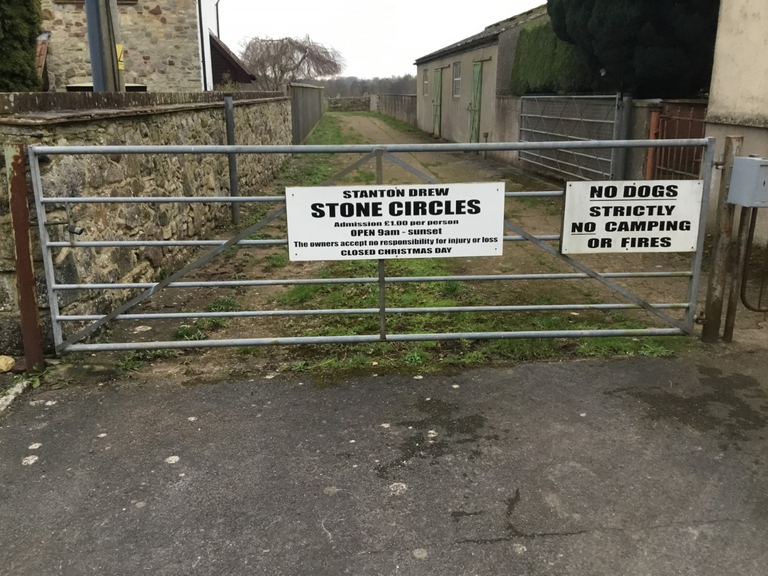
[{"left": 346, "top": 111, "right": 417, "bottom": 133}]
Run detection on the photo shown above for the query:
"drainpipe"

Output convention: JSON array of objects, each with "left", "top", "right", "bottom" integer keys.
[
  {"left": 197, "top": 0, "right": 208, "bottom": 90},
  {"left": 215, "top": 0, "right": 221, "bottom": 38}
]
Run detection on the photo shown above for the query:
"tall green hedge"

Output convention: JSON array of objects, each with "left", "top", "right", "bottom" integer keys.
[
  {"left": 0, "top": 0, "right": 42, "bottom": 92},
  {"left": 510, "top": 21, "right": 595, "bottom": 96}
]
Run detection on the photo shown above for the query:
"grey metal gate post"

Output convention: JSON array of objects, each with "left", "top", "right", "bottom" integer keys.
[
  {"left": 683, "top": 137, "right": 716, "bottom": 333},
  {"left": 610, "top": 94, "right": 633, "bottom": 180},
  {"left": 224, "top": 94, "right": 240, "bottom": 224},
  {"left": 376, "top": 148, "right": 387, "bottom": 340}
]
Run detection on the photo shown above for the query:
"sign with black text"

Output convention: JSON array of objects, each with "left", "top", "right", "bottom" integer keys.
[
  {"left": 285, "top": 183, "right": 505, "bottom": 261},
  {"left": 561, "top": 180, "right": 703, "bottom": 254}
]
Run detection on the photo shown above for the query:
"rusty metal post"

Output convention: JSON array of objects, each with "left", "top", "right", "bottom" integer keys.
[
  {"left": 4, "top": 145, "right": 45, "bottom": 370},
  {"left": 723, "top": 206, "right": 753, "bottom": 343},
  {"left": 703, "top": 136, "right": 743, "bottom": 342},
  {"left": 645, "top": 108, "right": 661, "bottom": 180}
]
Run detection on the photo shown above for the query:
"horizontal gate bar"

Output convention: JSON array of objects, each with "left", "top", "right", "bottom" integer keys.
[
  {"left": 518, "top": 156, "right": 607, "bottom": 182},
  {"left": 32, "top": 138, "right": 709, "bottom": 156},
  {"left": 47, "top": 235, "right": 562, "bottom": 248},
  {"left": 38, "top": 191, "right": 563, "bottom": 205},
  {"left": 506, "top": 191, "right": 563, "bottom": 198},
  {"left": 57, "top": 303, "right": 689, "bottom": 321},
  {"left": 48, "top": 240, "right": 288, "bottom": 248},
  {"left": 520, "top": 128, "right": 592, "bottom": 142},
  {"left": 519, "top": 151, "right": 610, "bottom": 177},
  {"left": 41, "top": 196, "right": 285, "bottom": 204},
  {"left": 53, "top": 271, "right": 692, "bottom": 291},
  {"left": 521, "top": 95, "right": 618, "bottom": 100},
  {"left": 519, "top": 114, "right": 616, "bottom": 125},
  {"left": 61, "top": 328, "right": 686, "bottom": 352},
  {"left": 519, "top": 147, "right": 613, "bottom": 165}
]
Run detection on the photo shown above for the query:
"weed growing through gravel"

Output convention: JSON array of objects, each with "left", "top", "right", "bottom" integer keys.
[
  {"left": 207, "top": 296, "right": 241, "bottom": 313},
  {"left": 116, "top": 350, "right": 177, "bottom": 374},
  {"left": 173, "top": 325, "right": 208, "bottom": 341},
  {"left": 265, "top": 252, "right": 290, "bottom": 268}
]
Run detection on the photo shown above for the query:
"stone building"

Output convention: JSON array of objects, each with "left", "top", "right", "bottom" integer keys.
[
  {"left": 40, "top": 0, "right": 252, "bottom": 92},
  {"left": 414, "top": 5, "right": 547, "bottom": 144}
]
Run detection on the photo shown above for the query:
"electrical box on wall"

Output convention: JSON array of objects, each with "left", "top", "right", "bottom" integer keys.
[{"left": 728, "top": 157, "right": 768, "bottom": 207}]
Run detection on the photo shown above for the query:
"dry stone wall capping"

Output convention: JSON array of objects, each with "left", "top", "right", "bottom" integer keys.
[
  {"left": 0, "top": 96, "right": 291, "bottom": 355},
  {"left": 326, "top": 97, "right": 371, "bottom": 112}
]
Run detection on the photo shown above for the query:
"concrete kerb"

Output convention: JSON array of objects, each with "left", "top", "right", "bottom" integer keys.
[{"left": 0, "top": 379, "right": 30, "bottom": 414}]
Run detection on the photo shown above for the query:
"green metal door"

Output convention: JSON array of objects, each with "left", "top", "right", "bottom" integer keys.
[
  {"left": 432, "top": 68, "right": 442, "bottom": 138},
  {"left": 469, "top": 61, "right": 483, "bottom": 143}
]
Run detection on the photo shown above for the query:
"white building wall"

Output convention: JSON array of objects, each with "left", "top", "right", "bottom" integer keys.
[{"left": 197, "top": 0, "right": 219, "bottom": 90}]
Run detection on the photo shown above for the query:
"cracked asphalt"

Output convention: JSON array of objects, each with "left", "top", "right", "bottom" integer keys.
[{"left": 1, "top": 350, "right": 767, "bottom": 575}]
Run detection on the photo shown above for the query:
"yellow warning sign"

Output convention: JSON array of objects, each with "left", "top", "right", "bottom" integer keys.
[{"left": 116, "top": 44, "right": 124, "bottom": 70}]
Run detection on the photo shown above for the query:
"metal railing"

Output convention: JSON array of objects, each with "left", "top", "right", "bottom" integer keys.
[
  {"left": 28, "top": 137, "right": 715, "bottom": 353},
  {"left": 519, "top": 95, "right": 623, "bottom": 181},
  {"left": 654, "top": 100, "right": 708, "bottom": 180}
]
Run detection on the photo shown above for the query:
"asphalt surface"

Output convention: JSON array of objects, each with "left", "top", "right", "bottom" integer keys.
[{"left": 1, "top": 351, "right": 767, "bottom": 576}]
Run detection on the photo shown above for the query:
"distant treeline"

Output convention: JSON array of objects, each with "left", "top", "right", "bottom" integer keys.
[{"left": 303, "top": 75, "right": 416, "bottom": 98}]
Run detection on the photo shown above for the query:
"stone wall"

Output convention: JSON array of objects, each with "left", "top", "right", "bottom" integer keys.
[
  {"left": 42, "top": 0, "right": 204, "bottom": 92},
  {"left": 326, "top": 97, "right": 371, "bottom": 112},
  {"left": 0, "top": 95, "right": 291, "bottom": 354}
]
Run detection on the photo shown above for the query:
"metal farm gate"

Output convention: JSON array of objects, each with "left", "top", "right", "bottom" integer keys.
[
  {"left": 652, "top": 100, "right": 708, "bottom": 180},
  {"left": 28, "top": 137, "right": 714, "bottom": 354},
  {"left": 519, "top": 95, "right": 627, "bottom": 181}
]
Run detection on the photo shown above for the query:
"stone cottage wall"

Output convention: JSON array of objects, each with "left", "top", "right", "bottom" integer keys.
[
  {"left": 41, "top": 0, "right": 203, "bottom": 92},
  {"left": 0, "top": 95, "right": 291, "bottom": 354}
]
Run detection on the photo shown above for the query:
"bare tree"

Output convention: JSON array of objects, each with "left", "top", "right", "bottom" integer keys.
[{"left": 240, "top": 35, "right": 345, "bottom": 91}]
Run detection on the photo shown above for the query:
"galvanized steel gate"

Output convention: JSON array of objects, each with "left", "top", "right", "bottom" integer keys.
[
  {"left": 519, "top": 95, "right": 625, "bottom": 181},
  {"left": 28, "top": 138, "right": 714, "bottom": 354}
]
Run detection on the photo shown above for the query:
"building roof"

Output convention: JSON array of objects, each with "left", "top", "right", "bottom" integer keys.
[
  {"left": 209, "top": 33, "right": 256, "bottom": 84},
  {"left": 414, "top": 4, "right": 548, "bottom": 65}
]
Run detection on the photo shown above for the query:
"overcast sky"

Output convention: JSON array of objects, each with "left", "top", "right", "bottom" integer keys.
[{"left": 218, "top": 0, "right": 546, "bottom": 78}]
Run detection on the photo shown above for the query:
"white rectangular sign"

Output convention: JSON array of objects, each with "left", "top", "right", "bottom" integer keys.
[
  {"left": 561, "top": 180, "right": 703, "bottom": 254},
  {"left": 285, "top": 183, "right": 505, "bottom": 261}
]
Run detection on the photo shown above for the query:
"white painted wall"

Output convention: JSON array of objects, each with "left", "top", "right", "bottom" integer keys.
[
  {"left": 197, "top": 0, "right": 219, "bottom": 90},
  {"left": 707, "top": 0, "right": 768, "bottom": 128},
  {"left": 705, "top": 0, "right": 768, "bottom": 241}
]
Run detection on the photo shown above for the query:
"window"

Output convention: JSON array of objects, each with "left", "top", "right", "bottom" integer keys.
[
  {"left": 423, "top": 69, "right": 429, "bottom": 96},
  {"left": 453, "top": 62, "right": 461, "bottom": 97}
]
